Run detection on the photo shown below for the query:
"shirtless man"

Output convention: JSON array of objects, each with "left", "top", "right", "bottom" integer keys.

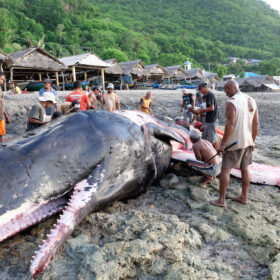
[
  {"left": 185, "top": 128, "right": 221, "bottom": 184},
  {"left": 101, "top": 83, "right": 120, "bottom": 112}
]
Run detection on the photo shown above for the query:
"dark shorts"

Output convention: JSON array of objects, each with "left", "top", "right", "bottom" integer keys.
[
  {"left": 202, "top": 122, "right": 218, "bottom": 144},
  {"left": 222, "top": 146, "right": 253, "bottom": 169}
]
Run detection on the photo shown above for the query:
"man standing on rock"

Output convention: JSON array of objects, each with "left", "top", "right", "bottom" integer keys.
[
  {"left": 193, "top": 82, "right": 218, "bottom": 150},
  {"left": 210, "top": 80, "right": 259, "bottom": 207}
]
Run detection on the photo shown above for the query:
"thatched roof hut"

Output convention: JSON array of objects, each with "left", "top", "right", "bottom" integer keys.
[
  {"left": 7, "top": 47, "right": 67, "bottom": 85},
  {"left": 104, "top": 58, "right": 124, "bottom": 75},
  {"left": 145, "top": 63, "right": 169, "bottom": 78},
  {"left": 164, "top": 65, "right": 188, "bottom": 81},
  {"left": 10, "top": 47, "right": 66, "bottom": 72},
  {"left": 0, "top": 50, "right": 12, "bottom": 66},
  {"left": 119, "top": 60, "right": 146, "bottom": 77},
  {"left": 185, "top": 68, "right": 204, "bottom": 80}
]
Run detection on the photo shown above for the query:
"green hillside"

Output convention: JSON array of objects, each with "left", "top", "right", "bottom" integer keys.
[{"left": 1, "top": 0, "right": 280, "bottom": 71}]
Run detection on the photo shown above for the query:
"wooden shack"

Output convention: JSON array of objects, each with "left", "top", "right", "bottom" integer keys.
[
  {"left": 145, "top": 63, "right": 169, "bottom": 82},
  {"left": 9, "top": 47, "right": 66, "bottom": 86},
  {"left": 164, "top": 65, "right": 188, "bottom": 83},
  {"left": 104, "top": 58, "right": 124, "bottom": 89},
  {"left": 185, "top": 68, "right": 204, "bottom": 82},
  {"left": 0, "top": 50, "right": 12, "bottom": 70},
  {"left": 119, "top": 60, "right": 147, "bottom": 86},
  {"left": 60, "top": 52, "right": 110, "bottom": 90}
]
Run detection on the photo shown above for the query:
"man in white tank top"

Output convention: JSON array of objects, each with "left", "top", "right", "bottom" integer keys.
[{"left": 210, "top": 80, "right": 259, "bottom": 207}]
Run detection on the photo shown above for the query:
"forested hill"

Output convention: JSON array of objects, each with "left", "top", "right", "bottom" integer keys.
[{"left": 1, "top": 0, "right": 280, "bottom": 67}]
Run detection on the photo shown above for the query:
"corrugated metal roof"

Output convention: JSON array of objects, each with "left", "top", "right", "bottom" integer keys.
[{"left": 60, "top": 52, "right": 110, "bottom": 68}]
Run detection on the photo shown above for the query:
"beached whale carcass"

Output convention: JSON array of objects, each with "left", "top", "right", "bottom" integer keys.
[{"left": 0, "top": 110, "right": 186, "bottom": 277}]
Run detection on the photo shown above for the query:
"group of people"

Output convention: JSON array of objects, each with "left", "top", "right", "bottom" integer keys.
[
  {"left": 1, "top": 71, "right": 259, "bottom": 208},
  {"left": 26, "top": 79, "right": 121, "bottom": 131},
  {"left": 182, "top": 80, "right": 258, "bottom": 207}
]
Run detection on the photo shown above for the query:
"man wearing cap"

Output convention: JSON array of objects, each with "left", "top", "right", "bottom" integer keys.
[
  {"left": 210, "top": 80, "right": 259, "bottom": 207},
  {"left": 181, "top": 89, "right": 194, "bottom": 124},
  {"left": 101, "top": 83, "right": 120, "bottom": 112},
  {"left": 39, "top": 79, "right": 57, "bottom": 116},
  {"left": 27, "top": 92, "right": 57, "bottom": 131},
  {"left": 139, "top": 91, "right": 152, "bottom": 114},
  {"left": 194, "top": 82, "right": 218, "bottom": 150},
  {"left": 185, "top": 128, "right": 221, "bottom": 184},
  {"left": 66, "top": 81, "right": 90, "bottom": 111}
]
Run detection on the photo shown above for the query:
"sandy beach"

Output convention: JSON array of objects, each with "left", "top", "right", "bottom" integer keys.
[{"left": 0, "top": 89, "right": 279, "bottom": 280}]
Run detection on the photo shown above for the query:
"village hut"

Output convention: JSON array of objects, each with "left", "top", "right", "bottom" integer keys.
[
  {"left": 0, "top": 50, "right": 12, "bottom": 69},
  {"left": 9, "top": 47, "right": 66, "bottom": 86},
  {"left": 104, "top": 58, "right": 124, "bottom": 89},
  {"left": 185, "top": 68, "right": 204, "bottom": 83},
  {"left": 145, "top": 63, "right": 169, "bottom": 83},
  {"left": 119, "top": 60, "right": 147, "bottom": 87},
  {"left": 0, "top": 50, "right": 13, "bottom": 91},
  {"left": 60, "top": 52, "right": 110, "bottom": 90},
  {"left": 164, "top": 65, "right": 188, "bottom": 83},
  {"left": 238, "top": 75, "right": 275, "bottom": 92}
]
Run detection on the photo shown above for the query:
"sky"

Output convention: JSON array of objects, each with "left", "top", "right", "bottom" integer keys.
[{"left": 263, "top": 0, "right": 280, "bottom": 13}]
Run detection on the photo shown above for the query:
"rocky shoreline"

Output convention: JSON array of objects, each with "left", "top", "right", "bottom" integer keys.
[{"left": 0, "top": 89, "right": 279, "bottom": 280}]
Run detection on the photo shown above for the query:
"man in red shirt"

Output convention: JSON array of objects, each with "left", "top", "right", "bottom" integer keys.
[{"left": 66, "top": 81, "right": 90, "bottom": 111}]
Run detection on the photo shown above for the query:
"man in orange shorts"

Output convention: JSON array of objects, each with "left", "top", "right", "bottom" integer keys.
[{"left": 0, "top": 72, "right": 11, "bottom": 143}]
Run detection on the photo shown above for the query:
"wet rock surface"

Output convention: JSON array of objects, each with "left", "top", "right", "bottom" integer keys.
[{"left": 0, "top": 90, "right": 279, "bottom": 279}]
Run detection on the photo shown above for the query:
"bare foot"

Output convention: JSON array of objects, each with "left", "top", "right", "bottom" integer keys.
[
  {"left": 231, "top": 196, "right": 248, "bottom": 205},
  {"left": 210, "top": 199, "right": 226, "bottom": 207},
  {"left": 201, "top": 176, "right": 214, "bottom": 185}
]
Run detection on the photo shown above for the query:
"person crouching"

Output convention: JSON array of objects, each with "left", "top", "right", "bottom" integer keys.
[{"left": 185, "top": 128, "right": 221, "bottom": 184}]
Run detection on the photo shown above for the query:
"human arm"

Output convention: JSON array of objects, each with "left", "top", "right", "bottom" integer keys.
[
  {"left": 4, "top": 110, "right": 10, "bottom": 124},
  {"left": 191, "top": 95, "right": 195, "bottom": 107},
  {"left": 28, "top": 118, "right": 47, "bottom": 125},
  {"left": 251, "top": 108, "right": 259, "bottom": 150},
  {"left": 218, "top": 102, "right": 236, "bottom": 153},
  {"left": 84, "top": 94, "right": 91, "bottom": 110},
  {"left": 116, "top": 95, "right": 120, "bottom": 110}
]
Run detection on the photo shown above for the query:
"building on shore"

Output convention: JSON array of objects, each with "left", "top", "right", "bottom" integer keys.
[
  {"left": 8, "top": 48, "right": 66, "bottom": 89},
  {"left": 60, "top": 52, "right": 110, "bottom": 90},
  {"left": 119, "top": 60, "right": 147, "bottom": 88},
  {"left": 144, "top": 64, "right": 169, "bottom": 83},
  {"left": 104, "top": 58, "right": 125, "bottom": 89},
  {"left": 164, "top": 65, "right": 188, "bottom": 83}
]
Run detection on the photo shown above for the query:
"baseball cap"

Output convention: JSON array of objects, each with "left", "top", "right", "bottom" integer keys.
[
  {"left": 182, "top": 89, "right": 187, "bottom": 94},
  {"left": 193, "top": 121, "right": 203, "bottom": 129},
  {"left": 38, "top": 92, "right": 57, "bottom": 103},
  {"left": 43, "top": 79, "right": 52, "bottom": 84},
  {"left": 198, "top": 82, "right": 207, "bottom": 90}
]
